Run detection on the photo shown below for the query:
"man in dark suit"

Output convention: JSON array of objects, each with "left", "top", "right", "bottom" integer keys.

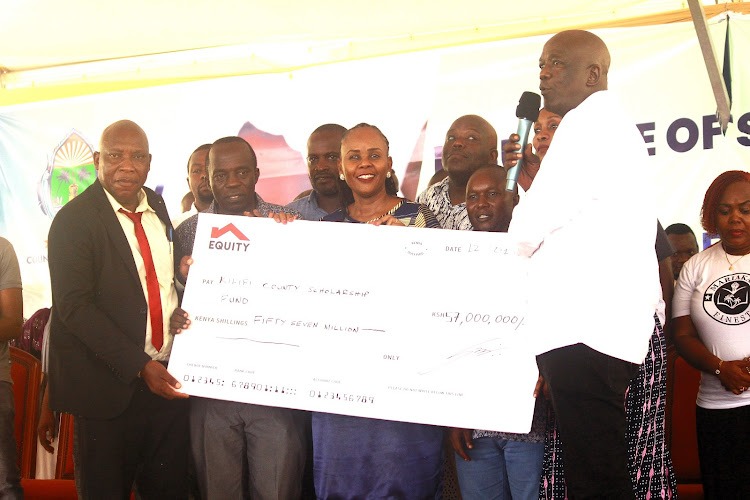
[{"left": 48, "top": 120, "right": 189, "bottom": 499}]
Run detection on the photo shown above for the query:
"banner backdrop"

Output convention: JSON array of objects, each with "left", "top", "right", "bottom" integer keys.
[
  {"left": 1, "top": 14, "right": 749, "bottom": 316},
  {"left": 729, "top": 14, "right": 750, "bottom": 157}
]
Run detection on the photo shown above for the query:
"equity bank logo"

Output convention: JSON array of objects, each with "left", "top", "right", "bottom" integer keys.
[{"left": 208, "top": 224, "right": 250, "bottom": 252}]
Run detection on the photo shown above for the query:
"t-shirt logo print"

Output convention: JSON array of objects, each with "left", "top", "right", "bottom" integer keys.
[
  {"left": 703, "top": 274, "right": 750, "bottom": 325},
  {"left": 719, "top": 282, "right": 749, "bottom": 310}
]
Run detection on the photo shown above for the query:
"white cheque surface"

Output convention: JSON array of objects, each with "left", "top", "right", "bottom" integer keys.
[{"left": 169, "top": 213, "right": 538, "bottom": 433}]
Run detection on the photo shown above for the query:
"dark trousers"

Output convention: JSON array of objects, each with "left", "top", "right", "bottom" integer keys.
[
  {"left": 190, "top": 397, "right": 307, "bottom": 500},
  {"left": 73, "top": 379, "right": 189, "bottom": 500},
  {"left": 696, "top": 404, "right": 750, "bottom": 500},
  {"left": 0, "top": 382, "right": 22, "bottom": 500},
  {"left": 537, "top": 343, "right": 638, "bottom": 500}
]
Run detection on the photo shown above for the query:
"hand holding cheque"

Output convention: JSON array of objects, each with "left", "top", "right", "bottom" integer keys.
[{"left": 168, "top": 213, "right": 539, "bottom": 433}]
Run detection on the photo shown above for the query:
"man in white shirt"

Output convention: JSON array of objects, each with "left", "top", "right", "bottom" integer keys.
[
  {"left": 508, "top": 30, "right": 660, "bottom": 499},
  {"left": 172, "top": 144, "right": 213, "bottom": 228}
]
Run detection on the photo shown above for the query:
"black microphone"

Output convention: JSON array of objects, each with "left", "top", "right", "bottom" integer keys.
[{"left": 506, "top": 92, "right": 541, "bottom": 192}]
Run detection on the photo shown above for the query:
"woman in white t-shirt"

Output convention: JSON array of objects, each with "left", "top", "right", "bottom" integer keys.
[{"left": 673, "top": 170, "right": 750, "bottom": 499}]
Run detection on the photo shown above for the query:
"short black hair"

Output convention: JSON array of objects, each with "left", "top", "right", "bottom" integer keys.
[
  {"left": 206, "top": 136, "right": 257, "bottom": 173},
  {"left": 311, "top": 123, "right": 347, "bottom": 136},
  {"left": 187, "top": 144, "right": 211, "bottom": 173},
  {"left": 665, "top": 223, "right": 695, "bottom": 237}
]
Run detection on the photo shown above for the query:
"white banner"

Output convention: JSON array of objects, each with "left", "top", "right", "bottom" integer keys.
[
  {"left": 1, "top": 15, "right": 748, "bottom": 317},
  {"left": 168, "top": 214, "right": 539, "bottom": 433}
]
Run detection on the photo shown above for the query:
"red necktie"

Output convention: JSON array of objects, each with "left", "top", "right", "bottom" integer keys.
[{"left": 119, "top": 209, "right": 164, "bottom": 352}]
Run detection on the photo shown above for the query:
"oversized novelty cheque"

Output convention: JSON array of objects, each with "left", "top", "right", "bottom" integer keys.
[{"left": 168, "top": 213, "right": 538, "bottom": 433}]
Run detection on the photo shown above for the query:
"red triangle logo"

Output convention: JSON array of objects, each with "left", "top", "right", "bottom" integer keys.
[{"left": 210, "top": 224, "right": 249, "bottom": 241}]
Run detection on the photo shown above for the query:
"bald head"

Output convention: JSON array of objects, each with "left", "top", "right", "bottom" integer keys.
[
  {"left": 539, "top": 30, "right": 610, "bottom": 116},
  {"left": 99, "top": 120, "right": 149, "bottom": 151},
  {"left": 94, "top": 120, "right": 151, "bottom": 212},
  {"left": 549, "top": 31, "right": 610, "bottom": 73},
  {"left": 450, "top": 115, "right": 498, "bottom": 149},
  {"left": 443, "top": 114, "right": 498, "bottom": 189}
]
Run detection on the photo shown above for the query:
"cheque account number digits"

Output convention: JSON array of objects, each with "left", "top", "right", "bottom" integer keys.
[
  {"left": 182, "top": 375, "right": 225, "bottom": 386},
  {"left": 309, "top": 391, "right": 375, "bottom": 404},
  {"left": 232, "top": 381, "right": 297, "bottom": 396}
]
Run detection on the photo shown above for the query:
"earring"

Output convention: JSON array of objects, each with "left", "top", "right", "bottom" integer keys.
[
  {"left": 339, "top": 173, "right": 345, "bottom": 180},
  {"left": 386, "top": 171, "right": 392, "bottom": 179}
]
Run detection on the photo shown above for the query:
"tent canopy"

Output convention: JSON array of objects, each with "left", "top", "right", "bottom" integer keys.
[{"left": 1, "top": 0, "right": 748, "bottom": 106}]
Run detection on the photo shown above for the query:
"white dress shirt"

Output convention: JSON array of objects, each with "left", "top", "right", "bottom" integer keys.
[
  {"left": 172, "top": 203, "right": 198, "bottom": 229},
  {"left": 104, "top": 188, "right": 178, "bottom": 361},
  {"left": 509, "top": 90, "right": 660, "bottom": 364}
]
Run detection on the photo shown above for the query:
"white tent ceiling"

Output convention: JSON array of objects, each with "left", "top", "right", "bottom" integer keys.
[
  {"left": 0, "top": 0, "right": 747, "bottom": 105},
  {"left": 0, "top": 0, "right": 715, "bottom": 70}
]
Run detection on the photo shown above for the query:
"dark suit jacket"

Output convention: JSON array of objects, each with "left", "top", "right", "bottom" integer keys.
[{"left": 48, "top": 179, "right": 173, "bottom": 419}]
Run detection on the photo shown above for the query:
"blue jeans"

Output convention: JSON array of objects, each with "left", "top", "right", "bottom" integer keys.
[
  {"left": 0, "top": 381, "right": 22, "bottom": 499},
  {"left": 454, "top": 436, "right": 543, "bottom": 500}
]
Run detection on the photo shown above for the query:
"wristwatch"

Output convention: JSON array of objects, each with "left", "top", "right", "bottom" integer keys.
[{"left": 715, "top": 359, "right": 723, "bottom": 375}]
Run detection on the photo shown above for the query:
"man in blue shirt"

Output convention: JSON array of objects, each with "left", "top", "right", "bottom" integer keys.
[{"left": 286, "top": 124, "right": 346, "bottom": 221}]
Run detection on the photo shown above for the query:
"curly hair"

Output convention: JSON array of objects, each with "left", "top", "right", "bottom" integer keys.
[
  {"left": 337, "top": 123, "right": 397, "bottom": 210},
  {"left": 700, "top": 170, "right": 750, "bottom": 234}
]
